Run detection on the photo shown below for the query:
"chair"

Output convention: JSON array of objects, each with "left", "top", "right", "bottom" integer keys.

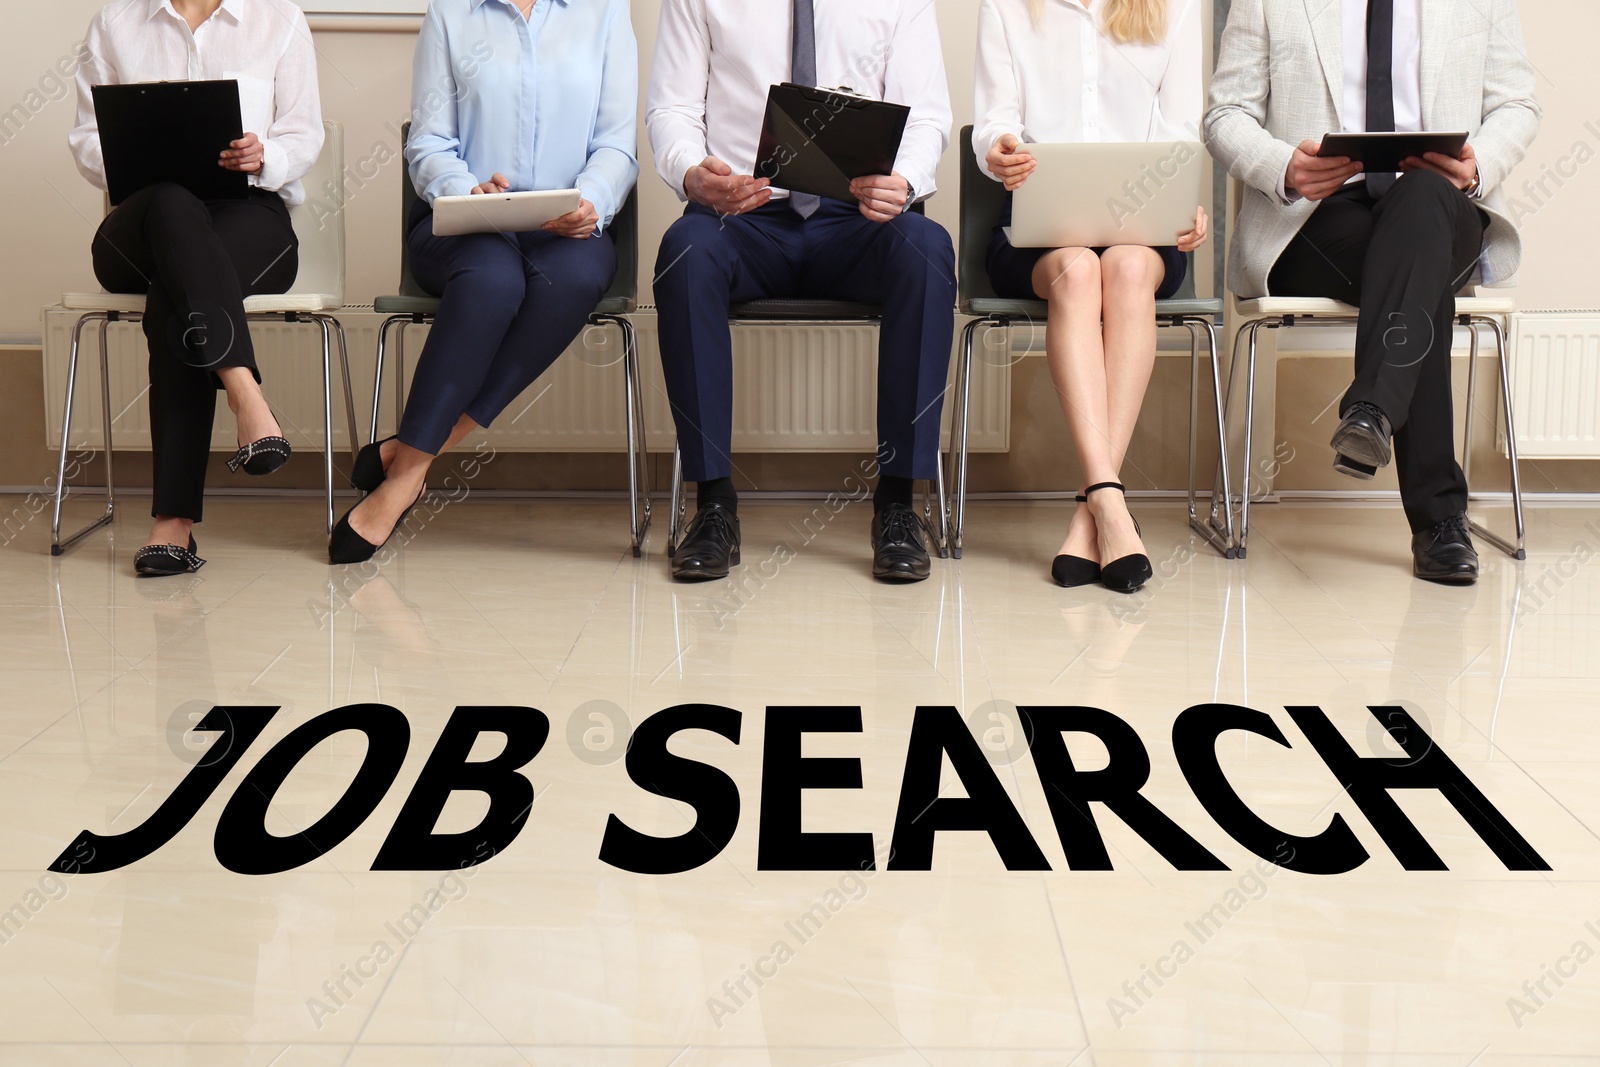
[
  {"left": 51, "top": 121, "right": 360, "bottom": 553},
  {"left": 659, "top": 205, "right": 953, "bottom": 560},
  {"left": 947, "top": 125, "right": 1235, "bottom": 560},
  {"left": 370, "top": 122, "right": 650, "bottom": 556},
  {"left": 1222, "top": 178, "right": 1523, "bottom": 560}
]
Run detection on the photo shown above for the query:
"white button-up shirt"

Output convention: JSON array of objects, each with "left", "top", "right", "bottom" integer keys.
[
  {"left": 646, "top": 0, "right": 952, "bottom": 201},
  {"left": 973, "top": 0, "right": 1202, "bottom": 179},
  {"left": 70, "top": 0, "right": 324, "bottom": 205},
  {"left": 1276, "top": 0, "right": 1426, "bottom": 200},
  {"left": 1341, "top": 0, "right": 1421, "bottom": 137}
]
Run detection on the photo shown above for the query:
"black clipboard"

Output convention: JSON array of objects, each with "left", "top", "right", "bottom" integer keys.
[
  {"left": 754, "top": 83, "right": 909, "bottom": 203},
  {"left": 1317, "top": 132, "right": 1469, "bottom": 173},
  {"left": 92, "top": 80, "right": 249, "bottom": 206}
]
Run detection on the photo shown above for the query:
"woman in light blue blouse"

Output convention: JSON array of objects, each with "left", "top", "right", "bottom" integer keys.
[{"left": 330, "top": 0, "right": 638, "bottom": 564}]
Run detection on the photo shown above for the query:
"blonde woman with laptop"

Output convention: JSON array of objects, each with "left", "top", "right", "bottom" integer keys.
[{"left": 974, "top": 0, "right": 1207, "bottom": 593}]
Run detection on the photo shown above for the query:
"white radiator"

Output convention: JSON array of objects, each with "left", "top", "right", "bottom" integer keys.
[
  {"left": 1509, "top": 311, "right": 1600, "bottom": 459},
  {"left": 41, "top": 306, "right": 1009, "bottom": 454}
]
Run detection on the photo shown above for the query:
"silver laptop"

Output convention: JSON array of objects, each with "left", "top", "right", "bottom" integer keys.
[
  {"left": 1006, "top": 142, "right": 1207, "bottom": 248},
  {"left": 432, "top": 188, "right": 582, "bottom": 237}
]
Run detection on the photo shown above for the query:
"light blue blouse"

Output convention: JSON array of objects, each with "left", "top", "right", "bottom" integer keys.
[{"left": 406, "top": 0, "right": 639, "bottom": 229}]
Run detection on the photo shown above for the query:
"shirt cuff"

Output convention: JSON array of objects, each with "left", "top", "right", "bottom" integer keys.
[
  {"left": 255, "top": 138, "right": 288, "bottom": 193},
  {"left": 577, "top": 175, "right": 616, "bottom": 230},
  {"left": 662, "top": 149, "right": 698, "bottom": 204},
  {"left": 1276, "top": 160, "right": 1303, "bottom": 205}
]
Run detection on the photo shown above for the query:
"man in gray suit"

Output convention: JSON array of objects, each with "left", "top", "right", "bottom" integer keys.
[{"left": 1206, "top": 0, "right": 1540, "bottom": 584}]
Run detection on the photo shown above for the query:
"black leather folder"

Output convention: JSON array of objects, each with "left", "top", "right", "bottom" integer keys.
[
  {"left": 92, "top": 80, "right": 249, "bottom": 205},
  {"left": 754, "top": 83, "right": 910, "bottom": 203}
]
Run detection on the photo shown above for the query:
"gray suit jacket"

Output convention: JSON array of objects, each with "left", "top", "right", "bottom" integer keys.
[{"left": 1204, "top": 0, "right": 1541, "bottom": 297}]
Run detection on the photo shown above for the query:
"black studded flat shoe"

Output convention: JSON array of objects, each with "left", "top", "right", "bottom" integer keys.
[
  {"left": 134, "top": 536, "right": 205, "bottom": 577},
  {"left": 227, "top": 436, "right": 292, "bottom": 476},
  {"left": 1051, "top": 493, "right": 1101, "bottom": 588},
  {"left": 350, "top": 435, "right": 397, "bottom": 493}
]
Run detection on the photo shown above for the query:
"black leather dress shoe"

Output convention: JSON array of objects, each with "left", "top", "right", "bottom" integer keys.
[
  {"left": 671, "top": 503, "right": 739, "bottom": 581},
  {"left": 871, "top": 503, "right": 931, "bottom": 582},
  {"left": 1412, "top": 514, "right": 1479, "bottom": 584},
  {"left": 1330, "top": 402, "right": 1393, "bottom": 473}
]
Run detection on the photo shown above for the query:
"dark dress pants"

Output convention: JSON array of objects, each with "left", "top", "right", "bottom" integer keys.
[
  {"left": 399, "top": 197, "right": 618, "bottom": 454},
  {"left": 92, "top": 183, "right": 298, "bottom": 522},
  {"left": 1268, "top": 170, "right": 1487, "bottom": 533},
  {"left": 652, "top": 198, "right": 957, "bottom": 482}
]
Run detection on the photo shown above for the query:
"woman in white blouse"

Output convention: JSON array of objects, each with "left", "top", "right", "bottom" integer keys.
[
  {"left": 974, "top": 0, "right": 1208, "bottom": 593},
  {"left": 69, "top": 0, "right": 323, "bottom": 576}
]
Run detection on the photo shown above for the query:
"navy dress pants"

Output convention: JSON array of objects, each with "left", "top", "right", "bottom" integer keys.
[
  {"left": 652, "top": 198, "right": 956, "bottom": 482},
  {"left": 399, "top": 197, "right": 617, "bottom": 454}
]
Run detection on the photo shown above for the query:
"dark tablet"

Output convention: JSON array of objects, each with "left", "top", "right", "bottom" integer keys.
[
  {"left": 92, "top": 80, "right": 249, "bottom": 205},
  {"left": 1318, "top": 132, "right": 1469, "bottom": 173}
]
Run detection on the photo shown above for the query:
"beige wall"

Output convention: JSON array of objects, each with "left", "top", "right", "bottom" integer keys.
[{"left": 1, "top": 0, "right": 1597, "bottom": 496}]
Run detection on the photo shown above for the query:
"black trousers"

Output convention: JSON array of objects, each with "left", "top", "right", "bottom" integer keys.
[
  {"left": 1268, "top": 171, "right": 1487, "bottom": 533},
  {"left": 92, "top": 184, "right": 298, "bottom": 522}
]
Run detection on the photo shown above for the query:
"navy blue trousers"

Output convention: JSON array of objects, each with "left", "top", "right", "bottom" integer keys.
[
  {"left": 400, "top": 199, "right": 617, "bottom": 454},
  {"left": 652, "top": 199, "right": 956, "bottom": 482}
]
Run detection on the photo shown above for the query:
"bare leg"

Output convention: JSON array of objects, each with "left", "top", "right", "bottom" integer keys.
[
  {"left": 216, "top": 366, "right": 282, "bottom": 446},
  {"left": 347, "top": 413, "right": 480, "bottom": 543},
  {"left": 1090, "top": 245, "right": 1165, "bottom": 563},
  {"left": 145, "top": 516, "right": 195, "bottom": 550},
  {"left": 1033, "top": 247, "right": 1106, "bottom": 563}
]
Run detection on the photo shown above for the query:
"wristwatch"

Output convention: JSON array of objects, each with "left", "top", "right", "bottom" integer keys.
[
  {"left": 904, "top": 182, "right": 917, "bottom": 209},
  {"left": 1464, "top": 170, "right": 1482, "bottom": 198}
]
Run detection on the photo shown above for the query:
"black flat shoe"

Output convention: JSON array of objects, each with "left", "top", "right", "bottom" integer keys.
[
  {"left": 227, "top": 435, "right": 292, "bottom": 476},
  {"left": 329, "top": 487, "right": 425, "bottom": 566},
  {"left": 1412, "top": 514, "right": 1479, "bottom": 585},
  {"left": 1084, "top": 481, "right": 1152, "bottom": 594},
  {"left": 134, "top": 536, "right": 205, "bottom": 577},
  {"left": 350, "top": 435, "right": 397, "bottom": 493},
  {"left": 1330, "top": 402, "right": 1392, "bottom": 472},
  {"left": 871, "top": 502, "right": 931, "bottom": 583},
  {"left": 1051, "top": 495, "right": 1100, "bottom": 587},
  {"left": 671, "top": 503, "right": 740, "bottom": 581}
]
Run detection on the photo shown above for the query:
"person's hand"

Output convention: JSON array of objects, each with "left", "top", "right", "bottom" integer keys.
[
  {"left": 1400, "top": 143, "right": 1479, "bottom": 191},
  {"left": 1177, "top": 205, "right": 1209, "bottom": 252},
  {"left": 471, "top": 173, "right": 512, "bottom": 195},
  {"left": 850, "top": 172, "right": 912, "bottom": 223},
  {"left": 985, "top": 133, "right": 1036, "bottom": 191},
  {"left": 219, "top": 133, "right": 264, "bottom": 174},
  {"left": 544, "top": 199, "right": 600, "bottom": 239},
  {"left": 684, "top": 156, "right": 771, "bottom": 215},
  {"left": 1285, "top": 139, "right": 1362, "bottom": 201}
]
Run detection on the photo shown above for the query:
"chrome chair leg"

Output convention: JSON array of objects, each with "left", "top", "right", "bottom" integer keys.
[
  {"left": 51, "top": 312, "right": 121, "bottom": 556},
  {"left": 331, "top": 316, "right": 360, "bottom": 464},
  {"left": 1181, "top": 317, "right": 1233, "bottom": 558},
  {"left": 1229, "top": 320, "right": 1267, "bottom": 559},
  {"left": 1467, "top": 315, "right": 1526, "bottom": 560},
  {"left": 599, "top": 313, "right": 651, "bottom": 557},
  {"left": 318, "top": 316, "right": 336, "bottom": 536},
  {"left": 948, "top": 317, "right": 981, "bottom": 560},
  {"left": 667, "top": 446, "right": 685, "bottom": 557}
]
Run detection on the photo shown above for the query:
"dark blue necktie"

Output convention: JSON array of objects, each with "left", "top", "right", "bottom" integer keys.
[
  {"left": 789, "top": 0, "right": 821, "bottom": 218},
  {"left": 1366, "top": 0, "right": 1396, "bottom": 197}
]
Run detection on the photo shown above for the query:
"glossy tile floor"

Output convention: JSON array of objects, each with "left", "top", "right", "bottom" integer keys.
[{"left": 2, "top": 491, "right": 1598, "bottom": 1065}]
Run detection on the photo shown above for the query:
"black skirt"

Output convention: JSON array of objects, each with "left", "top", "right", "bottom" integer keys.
[{"left": 985, "top": 191, "right": 1188, "bottom": 301}]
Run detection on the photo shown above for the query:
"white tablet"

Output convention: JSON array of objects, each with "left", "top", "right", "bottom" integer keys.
[{"left": 431, "top": 188, "right": 583, "bottom": 237}]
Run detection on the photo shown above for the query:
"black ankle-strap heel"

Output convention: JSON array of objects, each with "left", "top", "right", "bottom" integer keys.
[
  {"left": 1051, "top": 493, "right": 1101, "bottom": 588},
  {"left": 1083, "top": 482, "right": 1152, "bottom": 594}
]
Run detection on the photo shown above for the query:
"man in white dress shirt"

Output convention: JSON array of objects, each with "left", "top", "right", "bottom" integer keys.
[
  {"left": 646, "top": 0, "right": 955, "bottom": 583},
  {"left": 1206, "top": 0, "right": 1539, "bottom": 584}
]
